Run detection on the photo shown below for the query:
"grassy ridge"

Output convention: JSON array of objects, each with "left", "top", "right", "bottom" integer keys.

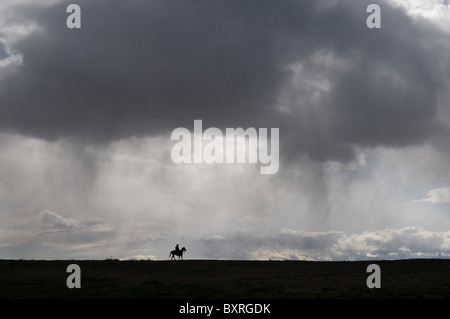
[{"left": 1, "top": 259, "right": 449, "bottom": 299}]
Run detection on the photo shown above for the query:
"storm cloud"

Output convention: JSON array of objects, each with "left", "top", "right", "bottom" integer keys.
[{"left": 0, "top": 0, "right": 448, "bottom": 162}]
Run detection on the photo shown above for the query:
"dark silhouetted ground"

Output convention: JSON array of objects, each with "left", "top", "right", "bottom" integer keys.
[{"left": 1, "top": 259, "right": 449, "bottom": 299}]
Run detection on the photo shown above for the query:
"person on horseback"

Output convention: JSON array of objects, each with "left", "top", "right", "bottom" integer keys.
[{"left": 170, "top": 245, "right": 186, "bottom": 260}]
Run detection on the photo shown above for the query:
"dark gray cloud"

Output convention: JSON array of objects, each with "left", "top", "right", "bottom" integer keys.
[
  {"left": 1, "top": 0, "right": 290, "bottom": 140},
  {"left": 0, "top": 42, "right": 7, "bottom": 59},
  {"left": 1, "top": 0, "right": 448, "bottom": 163}
]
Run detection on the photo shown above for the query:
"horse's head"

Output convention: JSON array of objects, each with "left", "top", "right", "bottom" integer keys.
[{"left": 181, "top": 247, "right": 187, "bottom": 252}]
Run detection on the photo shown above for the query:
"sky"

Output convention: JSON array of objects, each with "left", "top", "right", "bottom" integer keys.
[{"left": 0, "top": 0, "right": 449, "bottom": 261}]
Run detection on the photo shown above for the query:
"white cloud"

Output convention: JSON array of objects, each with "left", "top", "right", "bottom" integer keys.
[
  {"left": 391, "top": 0, "right": 450, "bottom": 33},
  {"left": 38, "top": 210, "right": 85, "bottom": 231},
  {"left": 338, "top": 227, "right": 448, "bottom": 259},
  {"left": 420, "top": 186, "right": 450, "bottom": 204},
  {"left": 198, "top": 227, "right": 450, "bottom": 261},
  {"left": 119, "top": 255, "right": 157, "bottom": 261}
]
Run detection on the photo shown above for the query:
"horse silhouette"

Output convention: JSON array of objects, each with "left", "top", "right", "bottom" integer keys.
[{"left": 169, "top": 247, "right": 186, "bottom": 260}]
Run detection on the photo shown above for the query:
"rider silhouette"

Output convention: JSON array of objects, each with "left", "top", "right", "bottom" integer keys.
[{"left": 175, "top": 244, "right": 180, "bottom": 252}]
